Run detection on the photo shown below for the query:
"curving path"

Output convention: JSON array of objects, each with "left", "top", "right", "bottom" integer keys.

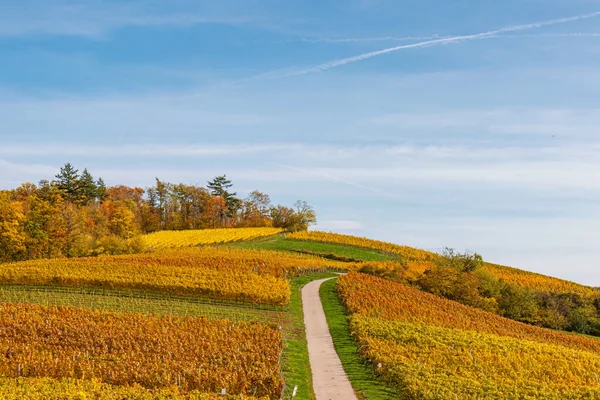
[{"left": 302, "top": 278, "right": 358, "bottom": 400}]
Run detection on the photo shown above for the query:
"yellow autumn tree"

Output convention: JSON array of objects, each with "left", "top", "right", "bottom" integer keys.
[{"left": 0, "top": 192, "right": 26, "bottom": 261}]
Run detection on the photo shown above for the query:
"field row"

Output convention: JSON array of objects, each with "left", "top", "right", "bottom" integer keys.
[
  {"left": 480, "top": 262, "right": 598, "bottom": 297},
  {"left": 0, "top": 285, "right": 287, "bottom": 324},
  {"left": 0, "top": 302, "right": 283, "bottom": 398},
  {"left": 338, "top": 273, "right": 600, "bottom": 353},
  {"left": 0, "top": 377, "right": 262, "bottom": 399},
  {"left": 288, "top": 231, "right": 437, "bottom": 265},
  {"left": 0, "top": 247, "right": 352, "bottom": 306},
  {"left": 337, "top": 273, "right": 600, "bottom": 398},
  {"left": 351, "top": 315, "right": 600, "bottom": 399},
  {"left": 143, "top": 228, "right": 281, "bottom": 249}
]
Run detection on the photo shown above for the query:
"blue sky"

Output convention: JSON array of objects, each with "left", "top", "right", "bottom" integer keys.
[{"left": 2, "top": 0, "right": 600, "bottom": 284}]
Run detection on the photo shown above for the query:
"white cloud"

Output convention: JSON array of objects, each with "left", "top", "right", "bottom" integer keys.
[
  {"left": 301, "top": 163, "right": 600, "bottom": 190},
  {"left": 0, "top": 159, "right": 56, "bottom": 186},
  {"left": 0, "top": 144, "right": 300, "bottom": 158},
  {"left": 369, "top": 108, "right": 600, "bottom": 137},
  {"left": 0, "top": 95, "right": 270, "bottom": 140},
  {"left": 3, "top": 142, "right": 600, "bottom": 192}
]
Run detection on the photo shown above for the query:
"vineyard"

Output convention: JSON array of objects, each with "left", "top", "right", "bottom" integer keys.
[
  {"left": 0, "top": 285, "right": 288, "bottom": 323},
  {"left": 0, "top": 243, "right": 342, "bottom": 399},
  {"left": 480, "top": 262, "right": 599, "bottom": 297},
  {"left": 337, "top": 273, "right": 600, "bottom": 398},
  {"left": 292, "top": 231, "right": 598, "bottom": 295},
  {"left": 0, "top": 247, "right": 355, "bottom": 307},
  {"left": 288, "top": 231, "right": 437, "bottom": 267},
  {"left": 0, "top": 303, "right": 283, "bottom": 398},
  {"left": 3, "top": 227, "right": 600, "bottom": 399},
  {"left": 144, "top": 228, "right": 281, "bottom": 249},
  {"left": 0, "top": 378, "right": 262, "bottom": 399},
  {"left": 0, "top": 237, "right": 353, "bottom": 398}
]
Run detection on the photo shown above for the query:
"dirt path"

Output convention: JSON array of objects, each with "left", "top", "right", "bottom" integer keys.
[{"left": 302, "top": 278, "right": 358, "bottom": 400}]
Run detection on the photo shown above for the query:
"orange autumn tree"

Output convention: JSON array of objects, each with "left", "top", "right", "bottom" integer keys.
[{"left": 1, "top": 164, "right": 315, "bottom": 261}]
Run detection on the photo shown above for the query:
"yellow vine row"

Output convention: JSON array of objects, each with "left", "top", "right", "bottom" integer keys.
[
  {"left": 143, "top": 228, "right": 281, "bottom": 249},
  {"left": 0, "top": 247, "right": 357, "bottom": 306},
  {"left": 0, "top": 302, "right": 282, "bottom": 398}
]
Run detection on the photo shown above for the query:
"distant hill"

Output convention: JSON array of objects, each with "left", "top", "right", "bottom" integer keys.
[{"left": 288, "top": 231, "right": 600, "bottom": 335}]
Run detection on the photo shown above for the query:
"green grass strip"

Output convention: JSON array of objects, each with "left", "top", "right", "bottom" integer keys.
[
  {"left": 320, "top": 278, "right": 397, "bottom": 400},
  {"left": 234, "top": 236, "right": 396, "bottom": 262},
  {"left": 280, "top": 273, "right": 337, "bottom": 400}
]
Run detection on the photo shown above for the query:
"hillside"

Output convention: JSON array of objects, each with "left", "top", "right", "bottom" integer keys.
[
  {"left": 287, "top": 231, "right": 600, "bottom": 335},
  {"left": 289, "top": 231, "right": 597, "bottom": 295},
  {"left": 337, "top": 273, "right": 600, "bottom": 398},
  {"left": 0, "top": 228, "right": 337, "bottom": 399},
  {"left": 1, "top": 227, "right": 599, "bottom": 398}
]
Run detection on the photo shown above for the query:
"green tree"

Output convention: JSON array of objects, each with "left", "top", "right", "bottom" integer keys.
[
  {"left": 207, "top": 175, "right": 240, "bottom": 220},
  {"left": 498, "top": 284, "right": 540, "bottom": 324},
  {"left": 416, "top": 265, "right": 461, "bottom": 299},
  {"left": 55, "top": 163, "right": 81, "bottom": 203},
  {"left": 78, "top": 168, "right": 98, "bottom": 204},
  {"left": 96, "top": 178, "right": 108, "bottom": 201},
  {"left": 439, "top": 247, "right": 483, "bottom": 272},
  {"left": 569, "top": 307, "right": 596, "bottom": 334}
]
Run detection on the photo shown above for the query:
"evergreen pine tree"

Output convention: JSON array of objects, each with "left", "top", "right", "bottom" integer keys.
[
  {"left": 96, "top": 178, "right": 108, "bottom": 201},
  {"left": 79, "top": 168, "right": 98, "bottom": 204},
  {"left": 55, "top": 163, "right": 80, "bottom": 203},
  {"left": 207, "top": 175, "right": 241, "bottom": 219},
  {"left": 207, "top": 175, "right": 234, "bottom": 198}
]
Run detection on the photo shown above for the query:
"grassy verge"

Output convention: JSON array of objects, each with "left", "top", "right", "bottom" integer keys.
[
  {"left": 320, "top": 278, "right": 397, "bottom": 399},
  {"left": 280, "top": 273, "right": 337, "bottom": 400},
  {"left": 233, "top": 236, "right": 396, "bottom": 262}
]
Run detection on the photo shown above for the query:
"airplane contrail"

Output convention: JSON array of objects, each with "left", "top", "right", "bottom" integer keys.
[
  {"left": 298, "top": 32, "right": 600, "bottom": 43},
  {"left": 504, "top": 32, "right": 600, "bottom": 38},
  {"left": 298, "top": 34, "right": 444, "bottom": 43},
  {"left": 288, "top": 11, "right": 600, "bottom": 76}
]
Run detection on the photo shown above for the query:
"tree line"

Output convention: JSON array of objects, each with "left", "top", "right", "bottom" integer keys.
[{"left": 0, "top": 163, "right": 316, "bottom": 261}]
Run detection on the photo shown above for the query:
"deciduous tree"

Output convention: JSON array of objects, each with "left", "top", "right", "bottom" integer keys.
[{"left": 0, "top": 192, "right": 26, "bottom": 261}]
